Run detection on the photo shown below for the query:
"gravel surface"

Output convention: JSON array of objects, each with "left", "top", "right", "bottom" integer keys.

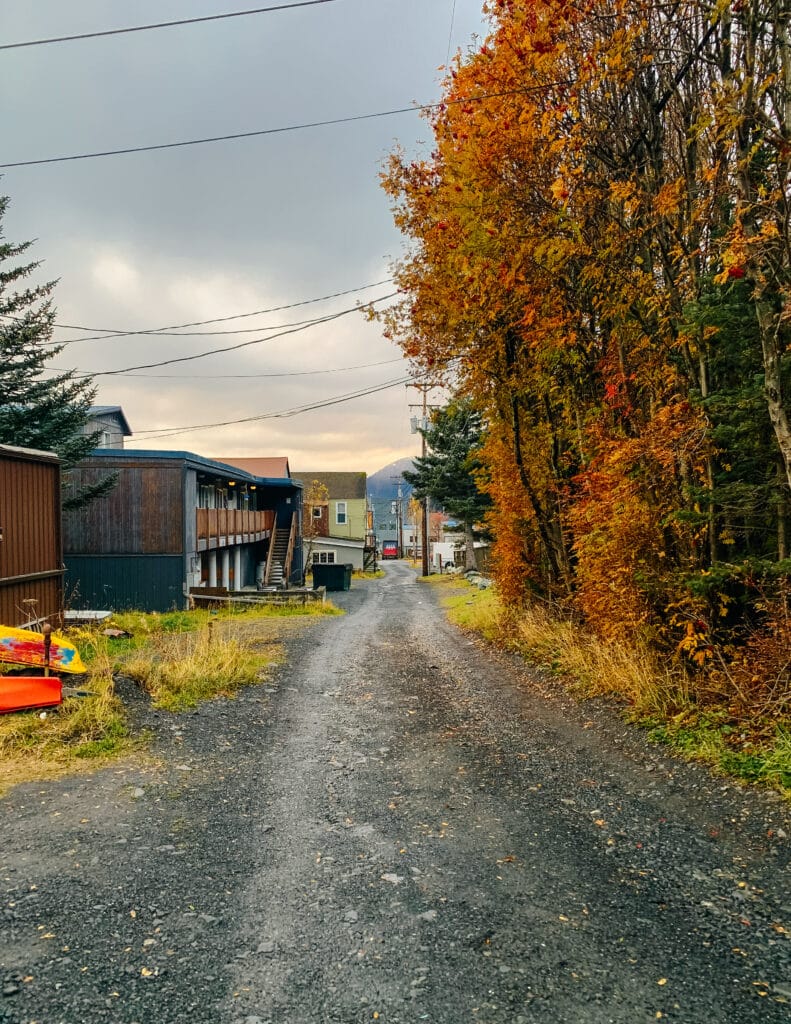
[{"left": 1, "top": 561, "right": 789, "bottom": 1023}]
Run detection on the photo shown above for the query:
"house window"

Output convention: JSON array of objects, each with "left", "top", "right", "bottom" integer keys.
[
  {"left": 312, "top": 506, "right": 322, "bottom": 519},
  {"left": 336, "top": 501, "right": 347, "bottom": 525},
  {"left": 312, "top": 551, "right": 336, "bottom": 564}
]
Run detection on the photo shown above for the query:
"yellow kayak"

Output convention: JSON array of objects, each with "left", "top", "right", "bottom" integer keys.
[{"left": 0, "top": 624, "right": 86, "bottom": 675}]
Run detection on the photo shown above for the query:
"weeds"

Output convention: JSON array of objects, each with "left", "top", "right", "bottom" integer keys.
[
  {"left": 121, "top": 623, "right": 272, "bottom": 711},
  {"left": 0, "top": 628, "right": 129, "bottom": 793},
  {"left": 429, "top": 574, "right": 791, "bottom": 795},
  {"left": 1, "top": 600, "right": 341, "bottom": 792}
]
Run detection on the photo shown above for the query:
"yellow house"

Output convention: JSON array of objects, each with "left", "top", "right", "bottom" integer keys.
[{"left": 293, "top": 471, "right": 369, "bottom": 570}]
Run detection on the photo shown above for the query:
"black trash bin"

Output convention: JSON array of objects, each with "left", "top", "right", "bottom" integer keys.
[
  {"left": 311, "top": 563, "right": 350, "bottom": 591},
  {"left": 343, "top": 563, "right": 353, "bottom": 589}
]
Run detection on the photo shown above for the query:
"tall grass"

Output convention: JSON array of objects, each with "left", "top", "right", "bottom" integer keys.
[
  {"left": 121, "top": 622, "right": 272, "bottom": 711},
  {"left": 1, "top": 601, "right": 342, "bottom": 792},
  {"left": 0, "top": 628, "right": 128, "bottom": 793},
  {"left": 433, "top": 575, "right": 790, "bottom": 793}
]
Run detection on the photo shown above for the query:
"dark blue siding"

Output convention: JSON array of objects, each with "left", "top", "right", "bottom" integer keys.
[{"left": 65, "top": 555, "right": 185, "bottom": 612}]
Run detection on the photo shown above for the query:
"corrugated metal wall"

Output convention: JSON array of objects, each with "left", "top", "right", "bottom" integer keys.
[
  {"left": 0, "top": 446, "right": 63, "bottom": 625},
  {"left": 65, "top": 555, "right": 185, "bottom": 612}
]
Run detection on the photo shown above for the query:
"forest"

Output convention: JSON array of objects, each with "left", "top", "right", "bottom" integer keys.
[{"left": 381, "top": 0, "right": 790, "bottom": 726}]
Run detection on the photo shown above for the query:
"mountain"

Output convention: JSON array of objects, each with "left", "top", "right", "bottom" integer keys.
[{"left": 367, "top": 457, "right": 415, "bottom": 500}]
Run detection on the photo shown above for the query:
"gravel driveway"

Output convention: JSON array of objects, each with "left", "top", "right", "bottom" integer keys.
[{"left": 1, "top": 561, "right": 789, "bottom": 1023}]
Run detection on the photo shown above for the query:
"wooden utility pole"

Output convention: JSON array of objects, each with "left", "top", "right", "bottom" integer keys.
[{"left": 408, "top": 382, "right": 437, "bottom": 577}]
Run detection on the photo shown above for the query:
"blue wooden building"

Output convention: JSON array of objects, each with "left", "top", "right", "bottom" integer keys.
[{"left": 63, "top": 450, "right": 302, "bottom": 612}]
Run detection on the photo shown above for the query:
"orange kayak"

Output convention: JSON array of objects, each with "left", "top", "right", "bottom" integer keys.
[{"left": 0, "top": 675, "right": 63, "bottom": 713}]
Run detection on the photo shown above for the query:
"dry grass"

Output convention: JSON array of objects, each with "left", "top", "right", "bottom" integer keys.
[
  {"left": 430, "top": 574, "right": 790, "bottom": 793},
  {"left": 121, "top": 621, "right": 277, "bottom": 711},
  {"left": 0, "top": 629, "right": 130, "bottom": 795},
  {"left": 1, "top": 601, "right": 341, "bottom": 794}
]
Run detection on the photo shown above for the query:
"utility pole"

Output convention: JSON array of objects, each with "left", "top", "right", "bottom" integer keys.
[
  {"left": 389, "top": 476, "right": 404, "bottom": 558},
  {"left": 408, "top": 381, "right": 437, "bottom": 577}
]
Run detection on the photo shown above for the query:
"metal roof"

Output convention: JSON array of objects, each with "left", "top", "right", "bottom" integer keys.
[{"left": 84, "top": 448, "right": 301, "bottom": 489}]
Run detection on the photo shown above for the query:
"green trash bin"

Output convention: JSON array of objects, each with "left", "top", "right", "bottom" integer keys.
[{"left": 343, "top": 564, "right": 353, "bottom": 589}]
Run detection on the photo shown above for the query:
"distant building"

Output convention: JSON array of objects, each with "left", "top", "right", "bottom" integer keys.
[
  {"left": 82, "top": 406, "right": 133, "bottom": 449},
  {"left": 293, "top": 470, "right": 373, "bottom": 571},
  {"left": 220, "top": 456, "right": 291, "bottom": 480}
]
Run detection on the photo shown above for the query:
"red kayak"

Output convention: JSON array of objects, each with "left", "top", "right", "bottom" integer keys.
[{"left": 0, "top": 675, "right": 63, "bottom": 714}]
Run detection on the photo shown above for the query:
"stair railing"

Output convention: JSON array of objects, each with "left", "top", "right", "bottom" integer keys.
[
  {"left": 264, "top": 523, "right": 277, "bottom": 586},
  {"left": 283, "top": 513, "right": 297, "bottom": 587}
]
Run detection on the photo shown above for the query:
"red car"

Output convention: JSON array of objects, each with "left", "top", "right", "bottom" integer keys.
[{"left": 381, "top": 541, "right": 399, "bottom": 559}]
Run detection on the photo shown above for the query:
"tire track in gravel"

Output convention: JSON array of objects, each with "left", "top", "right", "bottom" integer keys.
[
  {"left": 224, "top": 562, "right": 790, "bottom": 1024},
  {"left": 2, "top": 562, "right": 789, "bottom": 1024}
]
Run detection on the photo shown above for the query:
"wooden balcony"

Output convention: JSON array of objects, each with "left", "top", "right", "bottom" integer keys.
[{"left": 196, "top": 508, "right": 274, "bottom": 550}]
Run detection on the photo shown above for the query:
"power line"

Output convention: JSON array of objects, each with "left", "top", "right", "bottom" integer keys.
[
  {"left": 0, "top": 278, "right": 393, "bottom": 342},
  {"left": 0, "top": 86, "right": 571, "bottom": 170},
  {"left": 89, "top": 292, "right": 397, "bottom": 374},
  {"left": 446, "top": 0, "right": 458, "bottom": 68},
  {"left": 0, "top": 108, "right": 420, "bottom": 169},
  {"left": 0, "top": 1, "right": 340, "bottom": 51},
  {"left": 60, "top": 280, "right": 392, "bottom": 341},
  {"left": 130, "top": 374, "right": 413, "bottom": 441},
  {"left": 65, "top": 357, "right": 403, "bottom": 380},
  {"left": 49, "top": 303, "right": 387, "bottom": 346}
]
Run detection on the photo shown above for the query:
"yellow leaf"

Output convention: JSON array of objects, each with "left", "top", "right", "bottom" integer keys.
[
  {"left": 657, "top": 978, "right": 667, "bottom": 986},
  {"left": 141, "top": 967, "right": 154, "bottom": 977}
]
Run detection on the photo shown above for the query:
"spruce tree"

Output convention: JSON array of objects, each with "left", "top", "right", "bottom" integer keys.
[
  {"left": 403, "top": 398, "right": 491, "bottom": 569},
  {"left": 0, "top": 195, "right": 114, "bottom": 508}
]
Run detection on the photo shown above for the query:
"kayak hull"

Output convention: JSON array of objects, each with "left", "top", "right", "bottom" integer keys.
[
  {"left": 0, "top": 625, "right": 86, "bottom": 675},
  {"left": 0, "top": 676, "right": 63, "bottom": 713}
]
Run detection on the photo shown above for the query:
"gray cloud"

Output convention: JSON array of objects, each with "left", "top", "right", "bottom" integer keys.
[{"left": 2, "top": 0, "right": 484, "bottom": 471}]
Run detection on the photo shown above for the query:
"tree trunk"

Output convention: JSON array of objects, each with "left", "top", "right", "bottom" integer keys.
[
  {"left": 464, "top": 520, "right": 477, "bottom": 571},
  {"left": 756, "top": 298, "right": 791, "bottom": 494}
]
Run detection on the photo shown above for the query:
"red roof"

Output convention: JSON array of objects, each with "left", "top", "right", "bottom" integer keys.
[{"left": 220, "top": 456, "right": 291, "bottom": 479}]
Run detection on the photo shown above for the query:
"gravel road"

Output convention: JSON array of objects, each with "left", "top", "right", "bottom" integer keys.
[{"left": 1, "top": 561, "right": 789, "bottom": 1024}]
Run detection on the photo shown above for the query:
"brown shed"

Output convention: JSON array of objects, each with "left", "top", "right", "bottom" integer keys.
[{"left": 0, "top": 444, "right": 64, "bottom": 627}]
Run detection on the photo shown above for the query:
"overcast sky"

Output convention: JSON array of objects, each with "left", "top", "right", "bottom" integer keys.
[{"left": 1, "top": 0, "right": 488, "bottom": 474}]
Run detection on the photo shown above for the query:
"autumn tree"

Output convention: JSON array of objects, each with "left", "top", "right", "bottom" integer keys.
[
  {"left": 380, "top": 0, "right": 789, "bottom": 672},
  {"left": 302, "top": 479, "right": 330, "bottom": 571}
]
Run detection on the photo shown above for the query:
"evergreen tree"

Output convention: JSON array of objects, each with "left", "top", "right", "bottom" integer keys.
[
  {"left": 403, "top": 398, "right": 491, "bottom": 569},
  {"left": 0, "top": 195, "right": 114, "bottom": 508}
]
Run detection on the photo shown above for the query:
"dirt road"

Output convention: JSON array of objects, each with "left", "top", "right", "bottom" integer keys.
[{"left": 1, "top": 561, "right": 789, "bottom": 1023}]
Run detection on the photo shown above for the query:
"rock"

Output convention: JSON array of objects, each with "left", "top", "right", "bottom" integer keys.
[
  {"left": 131, "top": 787, "right": 145, "bottom": 799},
  {"left": 418, "top": 909, "right": 438, "bottom": 922},
  {"left": 256, "top": 940, "right": 275, "bottom": 955},
  {"left": 380, "top": 873, "right": 404, "bottom": 885},
  {"left": 343, "top": 910, "right": 359, "bottom": 923},
  {"left": 772, "top": 982, "right": 791, "bottom": 999}
]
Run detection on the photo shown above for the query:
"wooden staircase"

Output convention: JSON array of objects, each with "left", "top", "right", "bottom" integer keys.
[
  {"left": 268, "top": 528, "right": 290, "bottom": 586},
  {"left": 263, "top": 511, "right": 298, "bottom": 588}
]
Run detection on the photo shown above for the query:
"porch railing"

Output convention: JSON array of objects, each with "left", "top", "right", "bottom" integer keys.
[{"left": 196, "top": 508, "right": 274, "bottom": 549}]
